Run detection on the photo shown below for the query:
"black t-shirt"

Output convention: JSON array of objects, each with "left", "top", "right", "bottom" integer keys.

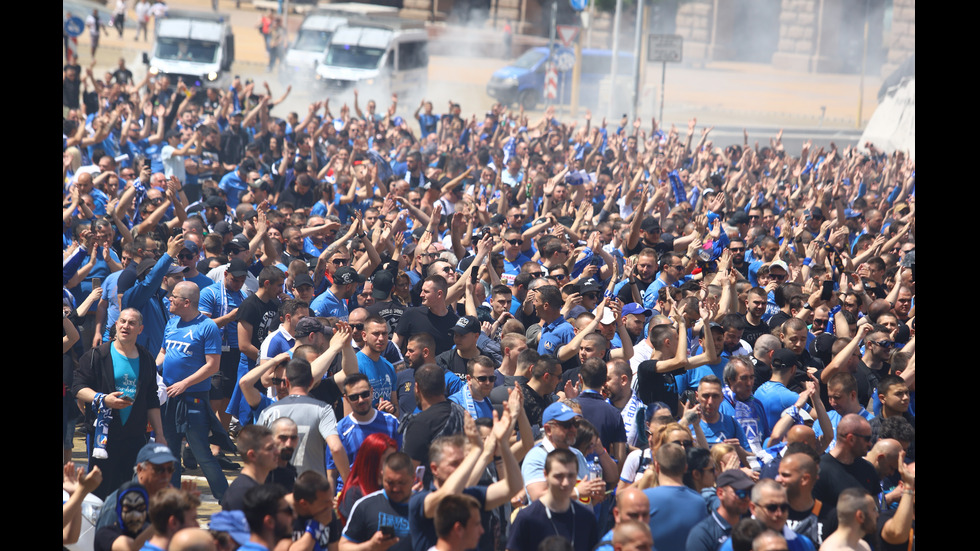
[
  {"left": 309, "top": 358, "right": 345, "bottom": 423},
  {"left": 367, "top": 300, "right": 407, "bottom": 336},
  {"left": 395, "top": 306, "right": 459, "bottom": 356},
  {"left": 343, "top": 491, "right": 411, "bottom": 551},
  {"left": 436, "top": 349, "right": 473, "bottom": 383},
  {"left": 636, "top": 359, "right": 686, "bottom": 416},
  {"left": 751, "top": 357, "right": 772, "bottom": 393},
  {"left": 518, "top": 378, "right": 554, "bottom": 427},
  {"left": 402, "top": 401, "right": 459, "bottom": 466},
  {"left": 813, "top": 454, "right": 880, "bottom": 541},
  {"left": 112, "top": 68, "right": 133, "bottom": 85},
  {"left": 877, "top": 507, "right": 914, "bottom": 551},
  {"left": 292, "top": 514, "right": 342, "bottom": 549},
  {"left": 266, "top": 463, "right": 297, "bottom": 493},
  {"left": 741, "top": 316, "right": 771, "bottom": 348},
  {"left": 768, "top": 311, "right": 792, "bottom": 332},
  {"left": 623, "top": 235, "right": 674, "bottom": 257},
  {"left": 237, "top": 294, "right": 281, "bottom": 354},
  {"left": 280, "top": 184, "right": 317, "bottom": 209},
  {"left": 221, "top": 473, "right": 260, "bottom": 511}
]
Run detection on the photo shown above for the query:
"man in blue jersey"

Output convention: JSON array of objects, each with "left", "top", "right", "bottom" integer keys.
[
  {"left": 355, "top": 315, "right": 398, "bottom": 415},
  {"left": 311, "top": 266, "right": 363, "bottom": 320},
  {"left": 157, "top": 280, "right": 230, "bottom": 501},
  {"left": 328, "top": 373, "right": 401, "bottom": 475}
]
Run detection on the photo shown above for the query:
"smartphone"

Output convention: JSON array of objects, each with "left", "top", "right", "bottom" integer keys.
[
  {"left": 380, "top": 526, "right": 395, "bottom": 539},
  {"left": 92, "top": 277, "right": 102, "bottom": 289},
  {"left": 470, "top": 263, "right": 480, "bottom": 285},
  {"left": 820, "top": 280, "right": 834, "bottom": 301}
]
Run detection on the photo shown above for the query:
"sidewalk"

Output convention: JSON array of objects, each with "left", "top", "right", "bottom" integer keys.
[{"left": 72, "top": 0, "right": 880, "bottom": 130}]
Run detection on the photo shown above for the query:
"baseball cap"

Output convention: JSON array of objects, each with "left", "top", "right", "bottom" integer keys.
[
  {"left": 136, "top": 443, "right": 177, "bottom": 466},
  {"left": 180, "top": 240, "right": 200, "bottom": 257},
  {"left": 334, "top": 266, "right": 365, "bottom": 286},
  {"left": 542, "top": 402, "right": 579, "bottom": 424},
  {"left": 769, "top": 260, "right": 789, "bottom": 274},
  {"left": 292, "top": 273, "right": 314, "bottom": 289},
  {"left": 599, "top": 309, "right": 617, "bottom": 325},
  {"left": 641, "top": 217, "right": 661, "bottom": 233},
  {"left": 716, "top": 469, "right": 755, "bottom": 491},
  {"left": 579, "top": 278, "right": 602, "bottom": 295},
  {"left": 622, "top": 303, "right": 652, "bottom": 318},
  {"left": 294, "top": 317, "right": 327, "bottom": 338},
  {"left": 451, "top": 315, "right": 481, "bottom": 336},
  {"left": 209, "top": 511, "right": 250, "bottom": 546},
  {"left": 166, "top": 264, "right": 188, "bottom": 275},
  {"left": 772, "top": 349, "right": 801, "bottom": 370},
  {"left": 372, "top": 271, "right": 395, "bottom": 299},
  {"left": 227, "top": 258, "right": 249, "bottom": 277},
  {"left": 728, "top": 211, "right": 750, "bottom": 225}
]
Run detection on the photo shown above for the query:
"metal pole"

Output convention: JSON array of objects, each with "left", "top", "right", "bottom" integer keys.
[
  {"left": 549, "top": 0, "right": 557, "bottom": 107},
  {"left": 630, "top": 0, "right": 644, "bottom": 120},
  {"left": 857, "top": 0, "right": 868, "bottom": 129},
  {"left": 659, "top": 60, "right": 666, "bottom": 126},
  {"left": 586, "top": 0, "right": 595, "bottom": 48},
  {"left": 607, "top": 0, "right": 623, "bottom": 120}
]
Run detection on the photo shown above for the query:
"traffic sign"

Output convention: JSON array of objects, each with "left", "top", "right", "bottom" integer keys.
[
  {"left": 556, "top": 25, "right": 581, "bottom": 48},
  {"left": 555, "top": 51, "right": 575, "bottom": 72},
  {"left": 545, "top": 64, "right": 558, "bottom": 100},
  {"left": 569, "top": 0, "right": 587, "bottom": 11},
  {"left": 65, "top": 16, "right": 85, "bottom": 38},
  {"left": 648, "top": 34, "right": 683, "bottom": 62}
]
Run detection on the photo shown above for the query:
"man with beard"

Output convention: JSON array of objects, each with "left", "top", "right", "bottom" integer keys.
[
  {"left": 242, "top": 484, "right": 294, "bottom": 551},
  {"left": 267, "top": 417, "right": 299, "bottom": 492}
]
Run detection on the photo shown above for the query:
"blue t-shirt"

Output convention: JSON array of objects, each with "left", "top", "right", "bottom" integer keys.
[
  {"left": 754, "top": 381, "right": 802, "bottom": 430},
  {"left": 327, "top": 410, "right": 401, "bottom": 470},
  {"left": 695, "top": 414, "right": 750, "bottom": 450},
  {"left": 644, "top": 485, "right": 709, "bottom": 551},
  {"left": 355, "top": 351, "right": 396, "bottom": 407},
  {"left": 219, "top": 170, "right": 247, "bottom": 209},
  {"left": 447, "top": 387, "right": 494, "bottom": 419},
  {"left": 198, "top": 282, "right": 247, "bottom": 349},
  {"left": 161, "top": 313, "right": 222, "bottom": 393},
  {"left": 110, "top": 345, "right": 139, "bottom": 425},
  {"left": 719, "top": 394, "right": 771, "bottom": 452},
  {"left": 538, "top": 315, "right": 575, "bottom": 356},
  {"left": 311, "top": 288, "right": 348, "bottom": 320}
]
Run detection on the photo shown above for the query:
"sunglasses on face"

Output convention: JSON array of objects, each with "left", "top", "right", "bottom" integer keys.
[
  {"left": 759, "top": 502, "right": 790, "bottom": 513},
  {"left": 506, "top": 239, "right": 524, "bottom": 246},
  {"left": 473, "top": 375, "right": 497, "bottom": 383},
  {"left": 350, "top": 323, "right": 364, "bottom": 331},
  {"left": 178, "top": 253, "right": 196, "bottom": 260},
  {"left": 346, "top": 390, "right": 373, "bottom": 402},
  {"left": 331, "top": 259, "right": 348, "bottom": 266},
  {"left": 270, "top": 377, "right": 286, "bottom": 386}
]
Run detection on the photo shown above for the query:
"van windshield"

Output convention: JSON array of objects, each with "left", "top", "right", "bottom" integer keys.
[
  {"left": 324, "top": 44, "right": 385, "bottom": 70},
  {"left": 156, "top": 37, "right": 218, "bottom": 63},
  {"left": 512, "top": 49, "right": 547, "bottom": 70},
  {"left": 293, "top": 29, "right": 332, "bottom": 52}
]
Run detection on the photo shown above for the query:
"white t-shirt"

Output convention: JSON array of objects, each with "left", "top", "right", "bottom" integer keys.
[{"left": 160, "top": 144, "right": 186, "bottom": 182}]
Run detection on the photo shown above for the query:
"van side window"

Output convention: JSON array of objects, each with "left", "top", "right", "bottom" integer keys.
[{"left": 397, "top": 41, "right": 427, "bottom": 71}]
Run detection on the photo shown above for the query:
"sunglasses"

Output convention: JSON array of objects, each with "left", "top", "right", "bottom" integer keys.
[
  {"left": 473, "top": 375, "right": 497, "bottom": 383},
  {"left": 732, "top": 488, "right": 751, "bottom": 499},
  {"left": 150, "top": 463, "right": 175, "bottom": 475},
  {"left": 331, "top": 259, "right": 348, "bottom": 266},
  {"left": 350, "top": 323, "right": 364, "bottom": 331},
  {"left": 441, "top": 266, "right": 454, "bottom": 274},
  {"left": 346, "top": 390, "right": 373, "bottom": 402},
  {"left": 769, "top": 273, "right": 787, "bottom": 281},
  {"left": 270, "top": 377, "right": 286, "bottom": 386},
  {"left": 178, "top": 252, "right": 196, "bottom": 260},
  {"left": 759, "top": 502, "right": 790, "bottom": 513},
  {"left": 527, "top": 272, "right": 543, "bottom": 278},
  {"left": 553, "top": 274, "right": 567, "bottom": 281},
  {"left": 506, "top": 239, "right": 524, "bottom": 246}
]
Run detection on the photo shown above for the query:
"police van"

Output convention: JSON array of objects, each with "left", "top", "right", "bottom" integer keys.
[
  {"left": 314, "top": 17, "right": 428, "bottom": 102},
  {"left": 283, "top": 3, "right": 399, "bottom": 78},
  {"left": 144, "top": 9, "right": 235, "bottom": 88}
]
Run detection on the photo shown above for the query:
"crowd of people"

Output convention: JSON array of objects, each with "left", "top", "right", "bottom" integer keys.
[{"left": 62, "top": 68, "right": 916, "bottom": 551}]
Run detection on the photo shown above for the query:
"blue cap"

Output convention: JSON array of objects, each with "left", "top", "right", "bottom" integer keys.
[
  {"left": 393, "top": 116, "right": 404, "bottom": 127},
  {"left": 209, "top": 510, "right": 250, "bottom": 545},
  {"left": 136, "top": 442, "right": 177, "bottom": 466},
  {"left": 542, "top": 402, "right": 579, "bottom": 424},
  {"left": 622, "top": 303, "right": 652, "bottom": 318},
  {"left": 844, "top": 209, "right": 862, "bottom": 219}
]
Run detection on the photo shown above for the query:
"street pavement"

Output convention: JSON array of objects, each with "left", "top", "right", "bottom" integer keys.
[{"left": 71, "top": 0, "right": 877, "bottom": 148}]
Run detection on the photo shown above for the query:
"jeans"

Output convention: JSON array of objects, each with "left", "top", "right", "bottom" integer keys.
[{"left": 162, "top": 391, "right": 228, "bottom": 501}]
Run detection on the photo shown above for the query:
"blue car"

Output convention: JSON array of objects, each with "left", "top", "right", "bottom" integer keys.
[{"left": 486, "top": 46, "right": 634, "bottom": 110}]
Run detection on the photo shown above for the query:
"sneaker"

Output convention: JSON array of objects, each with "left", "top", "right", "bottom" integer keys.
[{"left": 215, "top": 453, "right": 239, "bottom": 471}]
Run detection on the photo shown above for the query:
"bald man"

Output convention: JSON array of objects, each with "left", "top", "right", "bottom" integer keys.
[
  {"left": 169, "top": 527, "right": 217, "bottom": 551},
  {"left": 820, "top": 489, "right": 877, "bottom": 551},
  {"left": 776, "top": 450, "right": 821, "bottom": 546},
  {"left": 812, "top": 414, "right": 879, "bottom": 542},
  {"left": 596, "top": 488, "right": 651, "bottom": 551},
  {"left": 759, "top": 424, "right": 820, "bottom": 480},
  {"left": 613, "top": 520, "right": 654, "bottom": 551},
  {"left": 864, "top": 438, "right": 903, "bottom": 509}
]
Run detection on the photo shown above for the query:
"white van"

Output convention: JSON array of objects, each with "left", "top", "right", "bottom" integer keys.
[
  {"left": 145, "top": 9, "right": 234, "bottom": 88},
  {"left": 283, "top": 4, "right": 399, "bottom": 78},
  {"left": 314, "top": 18, "right": 428, "bottom": 102}
]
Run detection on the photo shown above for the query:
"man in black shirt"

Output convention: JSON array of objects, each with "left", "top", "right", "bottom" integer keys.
[
  {"left": 219, "top": 110, "right": 248, "bottom": 168},
  {"left": 222, "top": 424, "right": 278, "bottom": 511},
  {"left": 394, "top": 275, "right": 459, "bottom": 355},
  {"left": 401, "top": 364, "right": 467, "bottom": 470},
  {"left": 812, "top": 415, "right": 880, "bottom": 543}
]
